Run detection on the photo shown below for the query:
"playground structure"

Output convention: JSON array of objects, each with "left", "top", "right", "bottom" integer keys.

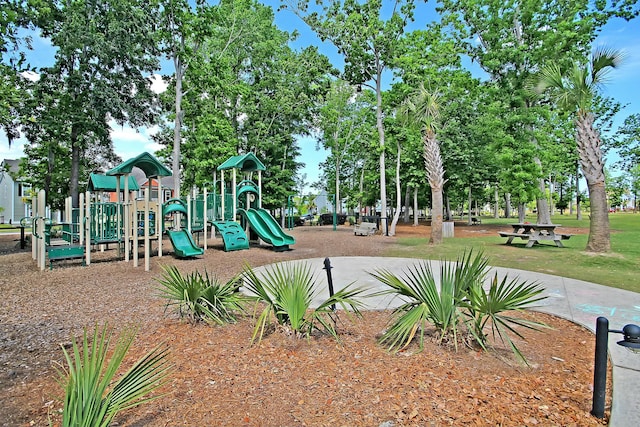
[{"left": 27, "top": 152, "right": 295, "bottom": 271}]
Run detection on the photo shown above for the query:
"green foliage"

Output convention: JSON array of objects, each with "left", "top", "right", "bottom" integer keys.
[
  {"left": 156, "top": 265, "right": 248, "bottom": 324},
  {"left": 241, "top": 262, "right": 367, "bottom": 343},
  {"left": 370, "top": 251, "right": 547, "bottom": 364},
  {"left": 19, "top": 0, "right": 160, "bottom": 206},
  {"left": 460, "top": 274, "right": 547, "bottom": 364},
  {"left": 59, "top": 325, "right": 171, "bottom": 427}
]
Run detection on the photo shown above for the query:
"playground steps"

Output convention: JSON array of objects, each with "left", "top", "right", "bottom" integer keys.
[
  {"left": 211, "top": 221, "right": 249, "bottom": 252},
  {"left": 47, "top": 245, "right": 85, "bottom": 270}
]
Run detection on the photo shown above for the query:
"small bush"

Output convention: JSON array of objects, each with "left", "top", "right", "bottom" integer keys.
[
  {"left": 241, "top": 262, "right": 368, "bottom": 343},
  {"left": 58, "top": 325, "right": 171, "bottom": 427},
  {"left": 156, "top": 265, "right": 249, "bottom": 324},
  {"left": 370, "top": 251, "right": 547, "bottom": 364}
]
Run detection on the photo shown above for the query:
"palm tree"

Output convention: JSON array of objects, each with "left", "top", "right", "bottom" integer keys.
[
  {"left": 400, "top": 83, "right": 446, "bottom": 244},
  {"left": 535, "top": 48, "right": 623, "bottom": 252}
]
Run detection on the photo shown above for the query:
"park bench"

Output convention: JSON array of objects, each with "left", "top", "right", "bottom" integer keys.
[
  {"left": 354, "top": 221, "right": 377, "bottom": 236},
  {"left": 47, "top": 245, "right": 86, "bottom": 270},
  {"left": 471, "top": 217, "right": 482, "bottom": 225},
  {"left": 498, "top": 231, "right": 531, "bottom": 245}
]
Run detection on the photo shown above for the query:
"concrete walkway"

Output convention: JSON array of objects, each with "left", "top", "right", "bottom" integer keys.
[{"left": 252, "top": 256, "right": 640, "bottom": 427}]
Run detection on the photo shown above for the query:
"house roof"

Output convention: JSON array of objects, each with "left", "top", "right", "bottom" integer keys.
[
  {"left": 106, "top": 152, "right": 172, "bottom": 178},
  {"left": 88, "top": 173, "right": 140, "bottom": 192},
  {"left": 1, "top": 159, "right": 21, "bottom": 175},
  {"left": 217, "top": 153, "right": 266, "bottom": 172}
]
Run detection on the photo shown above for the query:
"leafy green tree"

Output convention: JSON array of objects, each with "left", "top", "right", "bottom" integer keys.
[
  {"left": 535, "top": 48, "right": 624, "bottom": 252},
  {"left": 440, "top": 0, "right": 637, "bottom": 224},
  {"left": 606, "top": 171, "right": 628, "bottom": 210},
  {"left": 21, "top": 0, "right": 160, "bottom": 207},
  {"left": 156, "top": 0, "right": 221, "bottom": 197},
  {"left": 286, "top": 0, "right": 417, "bottom": 235},
  {"left": 0, "top": 0, "right": 33, "bottom": 144},
  {"left": 614, "top": 113, "right": 640, "bottom": 172},
  {"left": 629, "top": 164, "right": 640, "bottom": 211},
  {"left": 317, "top": 80, "right": 372, "bottom": 214}
]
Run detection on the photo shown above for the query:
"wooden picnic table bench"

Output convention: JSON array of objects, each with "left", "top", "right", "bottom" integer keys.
[
  {"left": 354, "top": 221, "right": 377, "bottom": 236},
  {"left": 499, "top": 223, "right": 572, "bottom": 248}
]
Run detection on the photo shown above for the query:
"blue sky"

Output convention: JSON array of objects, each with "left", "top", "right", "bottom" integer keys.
[{"left": 1, "top": 2, "right": 638, "bottom": 189}]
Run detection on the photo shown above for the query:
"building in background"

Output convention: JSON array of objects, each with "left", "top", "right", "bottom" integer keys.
[{"left": 0, "top": 159, "right": 32, "bottom": 224}]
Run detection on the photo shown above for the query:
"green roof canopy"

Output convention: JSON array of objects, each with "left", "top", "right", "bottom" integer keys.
[
  {"left": 88, "top": 173, "right": 140, "bottom": 192},
  {"left": 106, "top": 152, "right": 172, "bottom": 178},
  {"left": 217, "top": 153, "right": 266, "bottom": 172}
]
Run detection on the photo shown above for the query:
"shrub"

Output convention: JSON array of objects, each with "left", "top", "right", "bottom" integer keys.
[
  {"left": 58, "top": 325, "right": 171, "bottom": 427},
  {"left": 241, "top": 261, "right": 368, "bottom": 343},
  {"left": 370, "top": 251, "right": 547, "bottom": 364},
  {"left": 156, "top": 265, "right": 248, "bottom": 324}
]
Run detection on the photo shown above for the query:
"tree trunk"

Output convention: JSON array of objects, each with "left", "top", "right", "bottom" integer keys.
[
  {"left": 576, "top": 163, "right": 582, "bottom": 220},
  {"left": 403, "top": 185, "right": 410, "bottom": 223},
  {"left": 577, "top": 113, "right": 610, "bottom": 252},
  {"left": 70, "top": 124, "right": 80, "bottom": 208},
  {"left": 335, "top": 157, "right": 341, "bottom": 214},
  {"left": 493, "top": 187, "right": 499, "bottom": 218},
  {"left": 375, "top": 58, "right": 388, "bottom": 236},
  {"left": 173, "top": 64, "right": 183, "bottom": 199},
  {"left": 535, "top": 169, "right": 551, "bottom": 224},
  {"left": 467, "top": 184, "right": 472, "bottom": 225},
  {"left": 430, "top": 187, "right": 443, "bottom": 244},
  {"left": 505, "top": 193, "right": 511, "bottom": 218},
  {"left": 518, "top": 203, "right": 526, "bottom": 223},
  {"left": 358, "top": 166, "right": 364, "bottom": 222},
  {"left": 586, "top": 181, "right": 610, "bottom": 251},
  {"left": 423, "top": 132, "right": 445, "bottom": 245},
  {"left": 389, "top": 140, "right": 402, "bottom": 236},
  {"left": 413, "top": 187, "right": 419, "bottom": 226},
  {"left": 444, "top": 194, "right": 451, "bottom": 221}
]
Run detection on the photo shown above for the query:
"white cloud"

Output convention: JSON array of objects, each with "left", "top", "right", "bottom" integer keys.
[
  {"left": 0, "top": 136, "right": 27, "bottom": 160},
  {"left": 150, "top": 74, "right": 168, "bottom": 94}
]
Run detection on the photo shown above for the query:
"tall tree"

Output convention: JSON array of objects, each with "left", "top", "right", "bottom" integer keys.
[
  {"left": 24, "top": 0, "right": 160, "bottom": 207},
  {"left": 440, "top": 0, "right": 638, "bottom": 224},
  {"left": 535, "top": 48, "right": 623, "bottom": 252},
  {"left": 400, "top": 83, "right": 445, "bottom": 244},
  {"left": 0, "top": 0, "right": 32, "bottom": 144},
  {"left": 285, "top": 0, "right": 417, "bottom": 235},
  {"left": 614, "top": 113, "right": 640, "bottom": 172},
  {"left": 157, "top": 0, "right": 219, "bottom": 197},
  {"left": 317, "top": 80, "right": 370, "bottom": 215}
]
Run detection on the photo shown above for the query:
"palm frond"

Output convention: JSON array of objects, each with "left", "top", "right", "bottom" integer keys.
[{"left": 60, "top": 325, "right": 171, "bottom": 427}]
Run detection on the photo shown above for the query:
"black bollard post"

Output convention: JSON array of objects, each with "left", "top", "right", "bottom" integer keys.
[
  {"left": 591, "top": 316, "right": 609, "bottom": 419},
  {"left": 323, "top": 257, "right": 335, "bottom": 311}
]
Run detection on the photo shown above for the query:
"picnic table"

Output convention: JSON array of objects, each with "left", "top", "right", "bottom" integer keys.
[{"left": 499, "top": 223, "right": 573, "bottom": 248}]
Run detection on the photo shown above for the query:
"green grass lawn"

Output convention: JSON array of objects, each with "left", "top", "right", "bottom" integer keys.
[{"left": 386, "top": 213, "right": 640, "bottom": 294}]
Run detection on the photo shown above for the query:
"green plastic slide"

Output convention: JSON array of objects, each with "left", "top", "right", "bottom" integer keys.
[
  {"left": 166, "top": 229, "right": 204, "bottom": 258},
  {"left": 240, "top": 208, "right": 295, "bottom": 250},
  {"left": 210, "top": 221, "right": 249, "bottom": 252}
]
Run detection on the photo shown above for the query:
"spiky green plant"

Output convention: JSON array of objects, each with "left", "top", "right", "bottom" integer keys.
[
  {"left": 370, "top": 251, "right": 548, "bottom": 363},
  {"left": 59, "top": 325, "right": 171, "bottom": 427},
  {"left": 156, "top": 265, "right": 248, "bottom": 324},
  {"left": 460, "top": 273, "right": 548, "bottom": 365},
  {"left": 241, "top": 262, "right": 367, "bottom": 343},
  {"left": 370, "top": 251, "right": 489, "bottom": 352}
]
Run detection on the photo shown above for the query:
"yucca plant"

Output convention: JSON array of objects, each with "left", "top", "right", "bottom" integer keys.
[
  {"left": 59, "top": 325, "right": 171, "bottom": 427},
  {"left": 370, "top": 251, "right": 489, "bottom": 352},
  {"left": 156, "top": 265, "right": 248, "bottom": 324},
  {"left": 460, "top": 273, "right": 548, "bottom": 365},
  {"left": 370, "top": 251, "right": 548, "bottom": 363},
  {"left": 241, "top": 262, "right": 367, "bottom": 343}
]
